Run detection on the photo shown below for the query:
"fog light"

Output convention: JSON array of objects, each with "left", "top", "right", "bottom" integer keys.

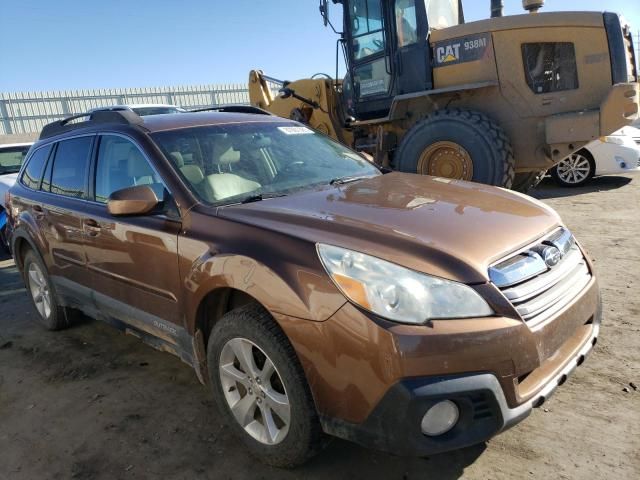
[{"left": 420, "top": 400, "right": 459, "bottom": 436}]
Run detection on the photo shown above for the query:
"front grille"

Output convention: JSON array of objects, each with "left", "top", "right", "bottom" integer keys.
[{"left": 490, "top": 229, "right": 592, "bottom": 330}]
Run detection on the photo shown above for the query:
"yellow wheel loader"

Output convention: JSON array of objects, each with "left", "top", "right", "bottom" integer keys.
[{"left": 249, "top": 0, "right": 639, "bottom": 190}]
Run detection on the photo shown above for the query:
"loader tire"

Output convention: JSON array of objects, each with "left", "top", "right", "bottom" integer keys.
[{"left": 396, "top": 109, "right": 515, "bottom": 188}]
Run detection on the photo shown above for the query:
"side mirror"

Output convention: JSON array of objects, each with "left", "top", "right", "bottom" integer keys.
[
  {"left": 107, "top": 185, "right": 159, "bottom": 216},
  {"left": 319, "top": 0, "right": 329, "bottom": 27}
]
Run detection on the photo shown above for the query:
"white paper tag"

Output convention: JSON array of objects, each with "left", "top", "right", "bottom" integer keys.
[{"left": 278, "top": 126, "right": 314, "bottom": 135}]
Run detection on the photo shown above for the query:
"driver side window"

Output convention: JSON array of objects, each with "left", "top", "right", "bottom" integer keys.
[
  {"left": 94, "top": 135, "right": 166, "bottom": 204},
  {"left": 396, "top": 0, "right": 418, "bottom": 47}
]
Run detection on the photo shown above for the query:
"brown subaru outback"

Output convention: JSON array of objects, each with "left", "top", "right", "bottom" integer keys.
[{"left": 6, "top": 108, "right": 601, "bottom": 467}]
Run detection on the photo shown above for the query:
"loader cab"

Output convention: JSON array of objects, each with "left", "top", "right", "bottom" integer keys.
[{"left": 337, "top": 0, "right": 463, "bottom": 120}]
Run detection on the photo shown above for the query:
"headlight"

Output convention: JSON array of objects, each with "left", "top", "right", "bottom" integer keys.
[
  {"left": 317, "top": 244, "right": 494, "bottom": 325},
  {"left": 600, "top": 135, "right": 624, "bottom": 145}
]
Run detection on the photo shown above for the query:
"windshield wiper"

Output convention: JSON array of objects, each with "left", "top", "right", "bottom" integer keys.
[
  {"left": 240, "top": 192, "right": 288, "bottom": 204},
  {"left": 329, "top": 175, "right": 372, "bottom": 186}
]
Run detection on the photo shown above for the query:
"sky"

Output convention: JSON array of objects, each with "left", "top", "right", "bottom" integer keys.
[{"left": 1, "top": 0, "right": 639, "bottom": 93}]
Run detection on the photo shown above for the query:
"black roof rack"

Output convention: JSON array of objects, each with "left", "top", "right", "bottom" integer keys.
[
  {"left": 189, "top": 104, "right": 273, "bottom": 116},
  {"left": 39, "top": 110, "right": 145, "bottom": 140}
]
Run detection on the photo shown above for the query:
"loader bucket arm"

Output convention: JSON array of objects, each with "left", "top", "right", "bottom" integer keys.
[{"left": 249, "top": 70, "right": 276, "bottom": 110}]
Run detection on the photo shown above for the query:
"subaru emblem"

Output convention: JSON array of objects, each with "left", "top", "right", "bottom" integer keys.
[{"left": 542, "top": 246, "right": 562, "bottom": 267}]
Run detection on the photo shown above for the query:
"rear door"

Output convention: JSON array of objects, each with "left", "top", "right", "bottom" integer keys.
[
  {"left": 81, "top": 134, "right": 185, "bottom": 348},
  {"left": 39, "top": 136, "right": 94, "bottom": 304}
]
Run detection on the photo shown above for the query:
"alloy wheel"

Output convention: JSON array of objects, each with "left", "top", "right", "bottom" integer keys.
[
  {"left": 219, "top": 337, "right": 291, "bottom": 445},
  {"left": 556, "top": 153, "right": 592, "bottom": 184},
  {"left": 28, "top": 262, "right": 51, "bottom": 319}
]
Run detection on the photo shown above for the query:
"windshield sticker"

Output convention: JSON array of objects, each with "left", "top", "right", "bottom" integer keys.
[
  {"left": 278, "top": 126, "right": 314, "bottom": 135},
  {"left": 359, "top": 78, "right": 387, "bottom": 97}
]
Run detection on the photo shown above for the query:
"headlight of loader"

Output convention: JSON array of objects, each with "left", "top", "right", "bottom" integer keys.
[{"left": 317, "top": 244, "right": 494, "bottom": 325}]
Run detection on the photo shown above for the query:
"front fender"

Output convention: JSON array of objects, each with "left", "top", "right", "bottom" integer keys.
[{"left": 181, "top": 249, "right": 347, "bottom": 332}]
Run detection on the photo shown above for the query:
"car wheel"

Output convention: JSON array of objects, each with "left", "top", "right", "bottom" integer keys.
[
  {"left": 551, "top": 150, "right": 595, "bottom": 187},
  {"left": 22, "top": 249, "right": 70, "bottom": 331},
  {"left": 207, "top": 303, "right": 324, "bottom": 467}
]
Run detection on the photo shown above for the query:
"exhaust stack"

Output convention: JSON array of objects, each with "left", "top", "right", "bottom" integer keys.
[
  {"left": 491, "top": 0, "right": 503, "bottom": 18},
  {"left": 523, "top": 0, "right": 544, "bottom": 13}
]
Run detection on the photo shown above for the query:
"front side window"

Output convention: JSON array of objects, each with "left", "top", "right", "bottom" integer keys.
[
  {"left": 0, "top": 146, "right": 30, "bottom": 175},
  {"left": 20, "top": 145, "right": 51, "bottom": 190},
  {"left": 152, "top": 122, "right": 380, "bottom": 205},
  {"left": 48, "top": 137, "right": 92, "bottom": 198},
  {"left": 522, "top": 43, "right": 579, "bottom": 94},
  {"left": 349, "top": 0, "right": 386, "bottom": 60},
  {"left": 94, "top": 135, "right": 166, "bottom": 203},
  {"left": 396, "top": 0, "right": 418, "bottom": 47}
]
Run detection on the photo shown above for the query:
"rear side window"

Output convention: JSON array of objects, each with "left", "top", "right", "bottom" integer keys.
[
  {"left": 20, "top": 145, "right": 52, "bottom": 190},
  {"left": 48, "top": 137, "right": 92, "bottom": 198}
]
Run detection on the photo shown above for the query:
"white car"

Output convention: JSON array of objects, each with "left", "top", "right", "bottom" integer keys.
[
  {"left": 89, "top": 104, "right": 185, "bottom": 116},
  {"left": 0, "top": 142, "right": 33, "bottom": 249},
  {"left": 551, "top": 127, "right": 640, "bottom": 187}
]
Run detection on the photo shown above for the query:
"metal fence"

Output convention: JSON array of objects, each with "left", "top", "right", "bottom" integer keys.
[{"left": 0, "top": 83, "right": 267, "bottom": 135}]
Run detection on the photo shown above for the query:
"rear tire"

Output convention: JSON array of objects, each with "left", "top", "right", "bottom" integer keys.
[
  {"left": 207, "top": 303, "right": 324, "bottom": 468},
  {"left": 551, "top": 150, "right": 595, "bottom": 187},
  {"left": 396, "top": 109, "right": 515, "bottom": 188},
  {"left": 22, "top": 250, "right": 70, "bottom": 331}
]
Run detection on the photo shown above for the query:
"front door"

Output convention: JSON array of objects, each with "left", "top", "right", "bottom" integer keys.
[
  {"left": 346, "top": 0, "right": 394, "bottom": 119},
  {"left": 81, "top": 134, "right": 185, "bottom": 349},
  {"left": 393, "top": 0, "right": 432, "bottom": 94}
]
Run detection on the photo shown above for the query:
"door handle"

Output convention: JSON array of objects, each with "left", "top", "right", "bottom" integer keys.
[{"left": 83, "top": 219, "right": 101, "bottom": 236}]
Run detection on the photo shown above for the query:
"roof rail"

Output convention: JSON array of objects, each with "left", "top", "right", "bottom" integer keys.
[
  {"left": 189, "top": 105, "right": 273, "bottom": 116},
  {"left": 39, "top": 110, "right": 145, "bottom": 140}
]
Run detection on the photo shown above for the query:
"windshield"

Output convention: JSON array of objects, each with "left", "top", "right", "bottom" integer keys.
[
  {"left": 132, "top": 107, "right": 183, "bottom": 116},
  {"left": 152, "top": 122, "right": 380, "bottom": 205},
  {"left": 349, "top": 0, "right": 386, "bottom": 60},
  {"left": 425, "top": 0, "right": 460, "bottom": 30},
  {"left": 0, "top": 146, "right": 31, "bottom": 175}
]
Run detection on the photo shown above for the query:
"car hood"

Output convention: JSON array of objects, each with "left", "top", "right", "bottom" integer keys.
[{"left": 219, "top": 173, "right": 562, "bottom": 283}]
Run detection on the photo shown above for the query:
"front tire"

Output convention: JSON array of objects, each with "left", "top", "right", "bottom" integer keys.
[
  {"left": 551, "top": 150, "right": 595, "bottom": 187},
  {"left": 22, "top": 250, "right": 69, "bottom": 331},
  {"left": 396, "top": 109, "right": 515, "bottom": 188},
  {"left": 207, "top": 303, "right": 323, "bottom": 467}
]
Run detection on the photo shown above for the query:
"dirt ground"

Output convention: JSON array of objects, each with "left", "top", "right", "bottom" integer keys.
[{"left": 0, "top": 174, "right": 638, "bottom": 480}]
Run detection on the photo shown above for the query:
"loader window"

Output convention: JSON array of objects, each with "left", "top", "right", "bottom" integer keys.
[
  {"left": 522, "top": 43, "right": 579, "bottom": 94},
  {"left": 349, "top": 0, "right": 386, "bottom": 60},
  {"left": 396, "top": 0, "right": 418, "bottom": 47}
]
